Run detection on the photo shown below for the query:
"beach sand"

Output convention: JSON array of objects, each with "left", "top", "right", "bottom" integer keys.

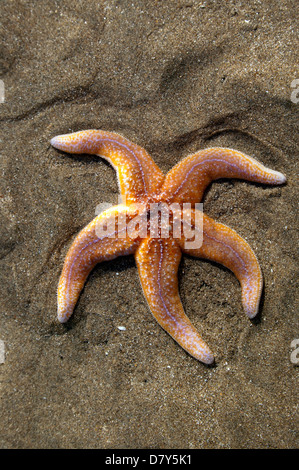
[{"left": 0, "top": 0, "right": 298, "bottom": 448}]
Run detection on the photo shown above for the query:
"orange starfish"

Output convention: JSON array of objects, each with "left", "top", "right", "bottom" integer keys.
[{"left": 51, "top": 130, "right": 286, "bottom": 364}]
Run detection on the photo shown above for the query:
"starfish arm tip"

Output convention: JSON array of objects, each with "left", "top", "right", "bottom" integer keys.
[
  {"left": 50, "top": 135, "right": 61, "bottom": 148},
  {"left": 244, "top": 307, "right": 259, "bottom": 320},
  {"left": 51, "top": 133, "right": 84, "bottom": 153},
  {"left": 57, "top": 311, "right": 69, "bottom": 323},
  {"left": 57, "top": 299, "right": 72, "bottom": 323},
  {"left": 202, "top": 352, "right": 215, "bottom": 365},
  {"left": 182, "top": 335, "right": 215, "bottom": 364},
  {"left": 242, "top": 279, "right": 262, "bottom": 319},
  {"left": 273, "top": 171, "right": 287, "bottom": 184},
  {"left": 51, "top": 135, "right": 70, "bottom": 152}
]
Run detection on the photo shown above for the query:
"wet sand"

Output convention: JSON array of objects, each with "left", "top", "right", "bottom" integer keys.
[{"left": 0, "top": 0, "right": 298, "bottom": 448}]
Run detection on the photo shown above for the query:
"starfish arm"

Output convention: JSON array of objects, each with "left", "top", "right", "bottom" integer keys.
[
  {"left": 178, "top": 211, "right": 263, "bottom": 318},
  {"left": 57, "top": 205, "right": 140, "bottom": 323},
  {"left": 162, "top": 147, "right": 286, "bottom": 204},
  {"left": 51, "top": 130, "right": 165, "bottom": 203},
  {"left": 135, "top": 237, "right": 214, "bottom": 364}
]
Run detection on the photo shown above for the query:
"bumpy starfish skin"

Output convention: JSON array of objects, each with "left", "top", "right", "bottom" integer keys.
[{"left": 51, "top": 130, "right": 286, "bottom": 364}]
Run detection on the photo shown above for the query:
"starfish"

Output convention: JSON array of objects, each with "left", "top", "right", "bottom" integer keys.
[{"left": 51, "top": 130, "right": 286, "bottom": 364}]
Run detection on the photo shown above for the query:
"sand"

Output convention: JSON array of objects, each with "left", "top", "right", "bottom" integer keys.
[{"left": 0, "top": 0, "right": 298, "bottom": 449}]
